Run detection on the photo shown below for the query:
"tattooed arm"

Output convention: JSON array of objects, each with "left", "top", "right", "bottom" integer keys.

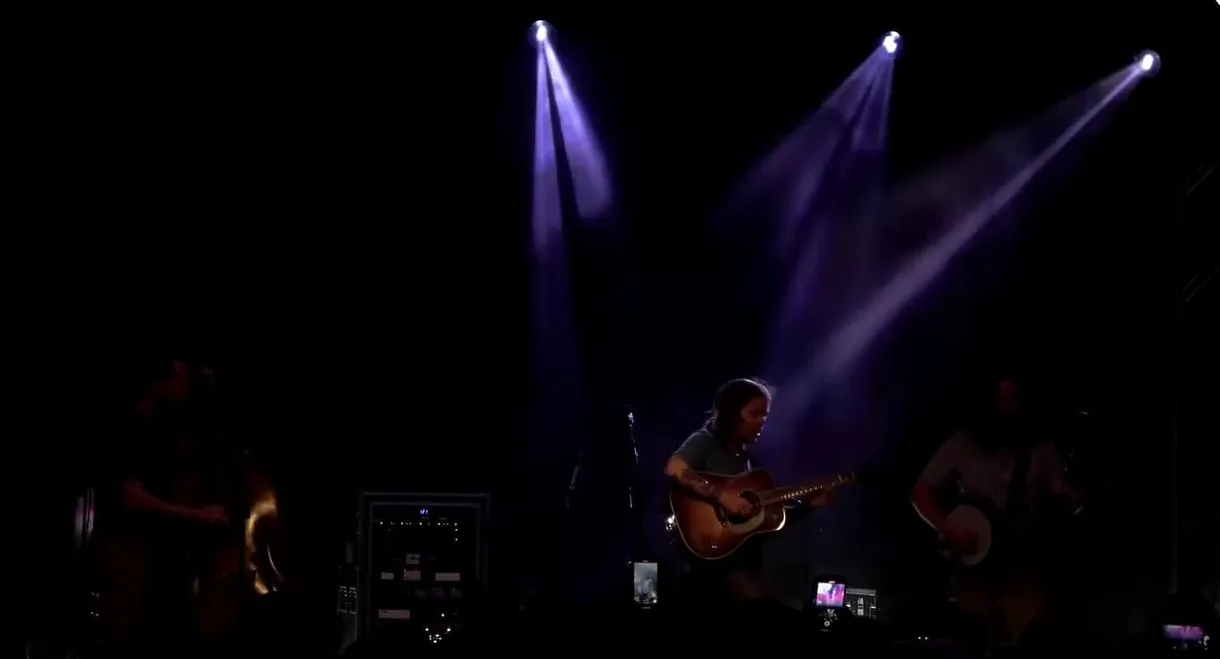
[
  {"left": 665, "top": 455, "right": 722, "bottom": 501},
  {"left": 666, "top": 430, "right": 722, "bottom": 501}
]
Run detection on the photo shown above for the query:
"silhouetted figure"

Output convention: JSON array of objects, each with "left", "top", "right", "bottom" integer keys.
[
  {"left": 92, "top": 358, "right": 245, "bottom": 658},
  {"left": 910, "top": 379, "right": 1083, "bottom": 648}
]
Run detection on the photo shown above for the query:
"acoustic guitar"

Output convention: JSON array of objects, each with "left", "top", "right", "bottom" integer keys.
[{"left": 667, "top": 469, "right": 856, "bottom": 560}]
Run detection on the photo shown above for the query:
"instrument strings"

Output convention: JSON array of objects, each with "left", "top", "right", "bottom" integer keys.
[{"left": 759, "top": 471, "right": 855, "bottom": 506}]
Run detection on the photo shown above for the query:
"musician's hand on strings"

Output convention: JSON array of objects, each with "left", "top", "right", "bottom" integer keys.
[
  {"left": 1054, "top": 482, "right": 1086, "bottom": 515},
  {"left": 718, "top": 492, "right": 754, "bottom": 518},
  {"left": 192, "top": 504, "right": 230, "bottom": 526},
  {"left": 943, "top": 527, "right": 978, "bottom": 555}
]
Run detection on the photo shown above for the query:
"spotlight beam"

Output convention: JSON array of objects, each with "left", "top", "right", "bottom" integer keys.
[
  {"left": 882, "top": 31, "right": 901, "bottom": 56},
  {"left": 530, "top": 20, "right": 550, "bottom": 45},
  {"left": 543, "top": 43, "right": 613, "bottom": 219},
  {"left": 767, "top": 65, "right": 1146, "bottom": 450},
  {"left": 1135, "top": 50, "right": 1160, "bottom": 77}
]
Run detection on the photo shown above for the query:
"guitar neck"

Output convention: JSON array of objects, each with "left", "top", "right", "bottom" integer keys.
[{"left": 761, "top": 471, "right": 855, "bottom": 506}]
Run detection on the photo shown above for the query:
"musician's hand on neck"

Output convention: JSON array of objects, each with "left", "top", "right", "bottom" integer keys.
[
  {"left": 192, "top": 504, "right": 230, "bottom": 526},
  {"left": 804, "top": 489, "right": 835, "bottom": 508},
  {"left": 120, "top": 480, "right": 198, "bottom": 522}
]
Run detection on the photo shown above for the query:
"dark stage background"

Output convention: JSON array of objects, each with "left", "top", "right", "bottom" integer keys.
[{"left": 13, "top": 2, "right": 1217, "bottom": 641}]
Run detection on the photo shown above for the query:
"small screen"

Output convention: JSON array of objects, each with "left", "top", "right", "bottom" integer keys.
[
  {"left": 1163, "top": 624, "right": 1207, "bottom": 649},
  {"left": 632, "top": 561, "right": 658, "bottom": 607},
  {"left": 815, "top": 582, "right": 845, "bottom": 608}
]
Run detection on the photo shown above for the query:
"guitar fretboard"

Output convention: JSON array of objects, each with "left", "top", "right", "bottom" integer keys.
[{"left": 760, "top": 472, "right": 855, "bottom": 506}]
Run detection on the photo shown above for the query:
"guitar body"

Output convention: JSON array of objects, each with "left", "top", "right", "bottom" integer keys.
[
  {"left": 92, "top": 525, "right": 154, "bottom": 644},
  {"left": 668, "top": 469, "right": 788, "bottom": 560},
  {"left": 92, "top": 449, "right": 283, "bottom": 645},
  {"left": 92, "top": 517, "right": 246, "bottom": 643},
  {"left": 192, "top": 540, "right": 246, "bottom": 640}
]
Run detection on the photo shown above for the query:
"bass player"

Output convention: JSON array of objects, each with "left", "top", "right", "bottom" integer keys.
[
  {"left": 93, "top": 357, "right": 242, "bottom": 658},
  {"left": 910, "top": 379, "right": 1082, "bottom": 645},
  {"left": 665, "top": 378, "right": 834, "bottom": 605}
]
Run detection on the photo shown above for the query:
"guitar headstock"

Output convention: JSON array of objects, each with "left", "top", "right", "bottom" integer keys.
[
  {"left": 848, "top": 461, "right": 896, "bottom": 487},
  {"left": 808, "top": 471, "right": 858, "bottom": 490}
]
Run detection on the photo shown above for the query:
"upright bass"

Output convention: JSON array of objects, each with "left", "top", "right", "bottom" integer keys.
[{"left": 92, "top": 441, "right": 289, "bottom": 644}]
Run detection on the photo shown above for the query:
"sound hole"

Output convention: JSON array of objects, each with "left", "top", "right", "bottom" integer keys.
[{"left": 740, "top": 490, "right": 761, "bottom": 510}]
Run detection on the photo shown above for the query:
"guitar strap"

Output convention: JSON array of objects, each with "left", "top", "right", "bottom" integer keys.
[{"left": 1005, "top": 443, "right": 1034, "bottom": 516}]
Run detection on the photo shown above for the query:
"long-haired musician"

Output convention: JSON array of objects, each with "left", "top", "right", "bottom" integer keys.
[
  {"left": 665, "top": 378, "right": 834, "bottom": 604},
  {"left": 910, "top": 379, "right": 1082, "bottom": 645}
]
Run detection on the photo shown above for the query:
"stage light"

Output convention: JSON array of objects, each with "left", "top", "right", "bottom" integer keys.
[
  {"left": 882, "top": 31, "right": 901, "bottom": 56},
  {"left": 530, "top": 20, "right": 550, "bottom": 45},
  {"left": 1136, "top": 50, "right": 1160, "bottom": 76}
]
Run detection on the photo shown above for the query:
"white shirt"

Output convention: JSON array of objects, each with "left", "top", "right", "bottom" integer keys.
[{"left": 919, "top": 431, "right": 1066, "bottom": 510}]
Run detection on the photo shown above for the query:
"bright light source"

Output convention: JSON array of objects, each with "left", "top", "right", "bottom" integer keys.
[
  {"left": 882, "top": 31, "right": 901, "bottom": 56},
  {"left": 530, "top": 20, "right": 550, "bottom": 45},
  {"left": 1135, "top": 50, "right": 1160, "bottom": 76}
]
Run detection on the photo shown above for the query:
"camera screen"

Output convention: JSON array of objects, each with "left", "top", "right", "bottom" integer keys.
[
  {"left": 1163, "top": 624, "right": 1207, "bottom": 649},
  {"left": 815, "top": 582, "right": 846, "bottom": 608},
  {"left": 632, "top": 561, "right": 658, "bottom": 607}
]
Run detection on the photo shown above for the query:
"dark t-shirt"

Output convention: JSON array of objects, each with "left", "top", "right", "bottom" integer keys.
[
  {"left": 672, "top": 426, "right": 762, "bottom": 580},
  {"left": 673, "top": 427, "right": 752, "bottom": 475},
  {"left": 99, "top": 410, "right": 237, "bottom": 536}
]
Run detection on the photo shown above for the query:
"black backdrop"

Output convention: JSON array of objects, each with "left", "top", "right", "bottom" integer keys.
[{"left": 13, "top": 2, "right": 1217, "bottom": 641}]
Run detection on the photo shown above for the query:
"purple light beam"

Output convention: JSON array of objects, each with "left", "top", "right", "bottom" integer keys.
[
  {"left": 544, "top": 43, "right": 613, "bottom": 220},
  {"left": 768, "top": 66, "right": 1144, "bottom": 446}
]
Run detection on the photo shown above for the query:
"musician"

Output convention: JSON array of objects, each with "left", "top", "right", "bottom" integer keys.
[
  {"left": 94, "top": 358, "right": 239, "bottom": 657},
  {"left": 910, "top": 379, "right": 1081, "bottom": 643},
  {"left": 665, "top": 378, "right": 833, "bottom": 604}
]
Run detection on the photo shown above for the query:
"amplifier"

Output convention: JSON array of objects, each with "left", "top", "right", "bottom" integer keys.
[
  {"left": 845, "top": 586, "right": 879, "bottom": 619},
  {"left": 354, "top": 492, "right": 489, "bottom": 642}
]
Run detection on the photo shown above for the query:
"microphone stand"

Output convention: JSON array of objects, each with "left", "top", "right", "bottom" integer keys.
[
  {"left": 625, "top": 409, "right": 644, "bottom": 561},
  {"left": 565, "top": 450, "right": 583, "bottom": 512},
  {"left": 560, "top": 405, "right": 648, "bottom": 605}
]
